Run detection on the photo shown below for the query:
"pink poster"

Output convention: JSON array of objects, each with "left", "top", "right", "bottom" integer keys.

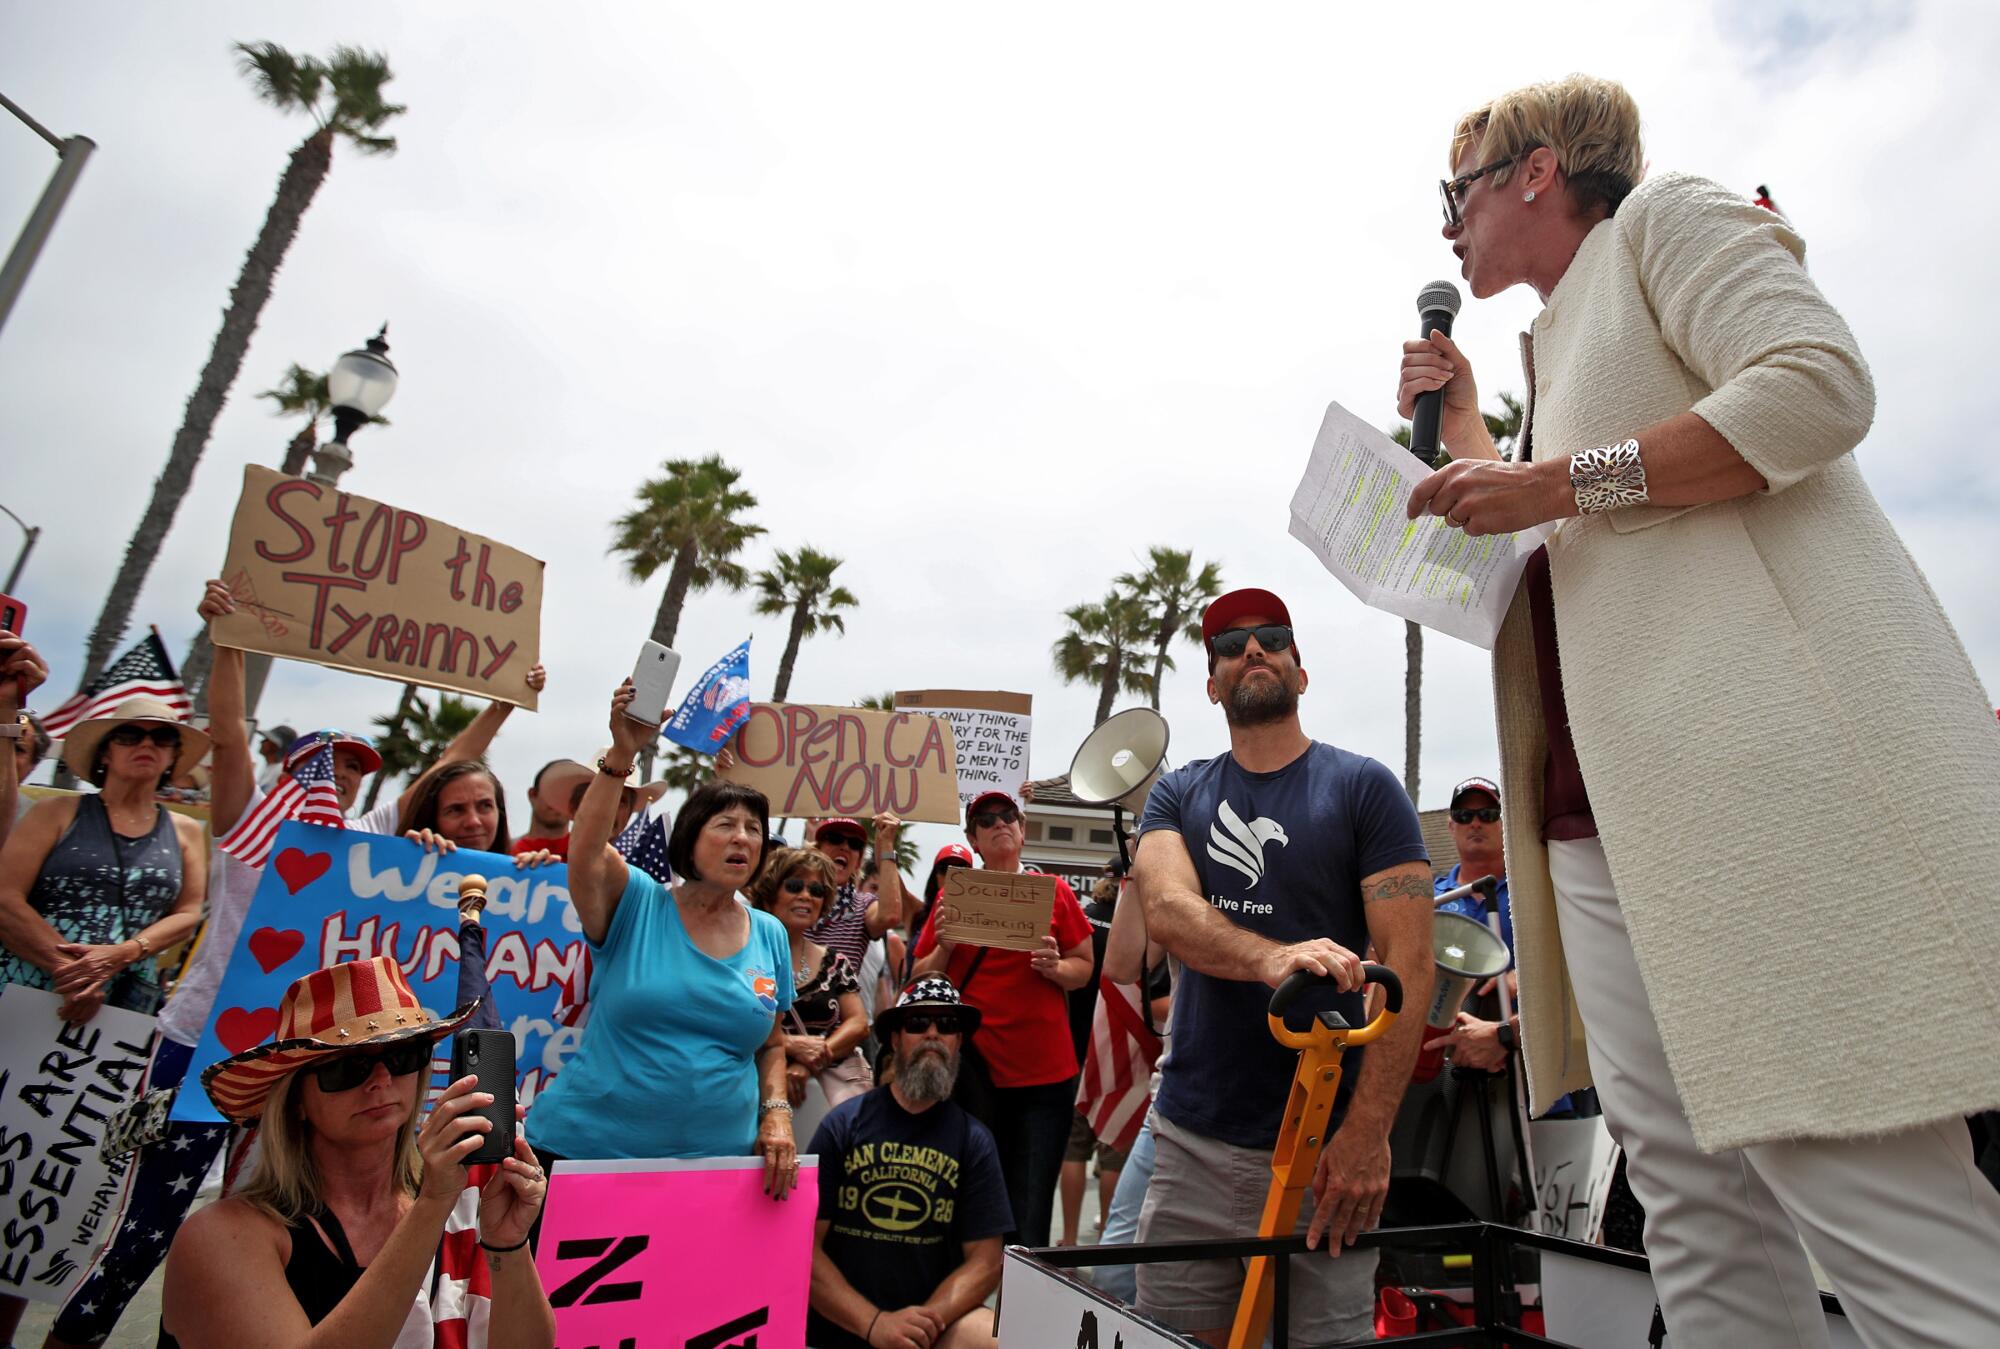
[{"left": 534, "top": 1157, "right": 818, "bottom": 1348}]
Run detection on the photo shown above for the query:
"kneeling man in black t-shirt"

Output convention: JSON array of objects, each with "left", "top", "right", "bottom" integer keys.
[{"left": 808, "top": 977, "right": 1012, "bottom": 1349}]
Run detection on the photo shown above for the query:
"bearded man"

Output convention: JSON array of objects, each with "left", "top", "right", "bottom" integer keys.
[
  {"left": 807, "top": 977, "right": 1012, "bottom": 1349},
  {"left": 1131, "top": 587, "right": 1435, "bottom": 1346}
]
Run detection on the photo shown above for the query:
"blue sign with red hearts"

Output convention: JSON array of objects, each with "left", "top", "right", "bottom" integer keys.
[{"left": 171, "top": 821, "right": 591, "bottom": 1124}]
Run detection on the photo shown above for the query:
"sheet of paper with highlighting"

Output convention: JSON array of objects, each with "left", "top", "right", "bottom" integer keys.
[{"left": 1287, "top": 400, "right": 1552, "bottom": 649}]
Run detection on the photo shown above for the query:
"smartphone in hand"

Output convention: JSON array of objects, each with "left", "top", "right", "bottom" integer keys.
[
  {"left": 448, "top": 1029, "right": 517, "bottom": 1166},
  {"left": 627, "top": 640, "right": 681, "bottom": 725},
  {"left": 0, "top": 593, "right": 24, "bottom": 635}
]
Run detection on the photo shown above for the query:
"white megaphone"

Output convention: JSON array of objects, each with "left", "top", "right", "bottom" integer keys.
[
  {"left": 1412, "top": 911, "right": 1512, "bottom": 1084},
  {"left": 1067, "top": 707, "right": 1171, "bottom": 870}
]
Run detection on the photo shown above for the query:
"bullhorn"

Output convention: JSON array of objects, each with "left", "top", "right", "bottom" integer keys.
[
  {"left": 1067, "top": 707, "right": 1171, "bottom": 871},
  {"left": 1412, "top": 911, "right": 1512, "bottom": 1084}
]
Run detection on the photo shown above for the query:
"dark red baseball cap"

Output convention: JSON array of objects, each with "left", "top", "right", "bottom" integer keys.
[
  {"left": 1202, "top": 588, "right": 1298, "bottom": 661},
  {"left": 813, "top": 817, "right": 867, "bottom": 847}
]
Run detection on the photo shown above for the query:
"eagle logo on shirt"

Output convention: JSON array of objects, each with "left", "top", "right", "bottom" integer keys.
[{"left": 1206, "top": 800, "right": 1288, "bottom": 888}]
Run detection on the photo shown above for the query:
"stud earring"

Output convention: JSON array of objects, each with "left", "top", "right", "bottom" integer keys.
[{"left": 1523, "top": 191, "right": 1536, "bottom": 203}]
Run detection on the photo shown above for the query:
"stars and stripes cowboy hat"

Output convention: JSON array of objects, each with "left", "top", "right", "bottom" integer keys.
[{"left": 200, "top": 956, "right": 480, "bottom": 1123}]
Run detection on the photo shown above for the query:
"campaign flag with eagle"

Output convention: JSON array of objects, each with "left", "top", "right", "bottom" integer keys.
[{"left": 40, "top": 628, "right": 189, "bottom": 737}]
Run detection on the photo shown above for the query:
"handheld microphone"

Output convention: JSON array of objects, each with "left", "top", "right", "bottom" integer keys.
[{"left": 1410, "top": 280, "right": 1463, "bottom": 467}]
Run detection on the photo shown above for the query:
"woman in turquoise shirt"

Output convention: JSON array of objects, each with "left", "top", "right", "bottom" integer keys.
[{"left": 527, "top": 680, "right": 800, "bottom": 1199}]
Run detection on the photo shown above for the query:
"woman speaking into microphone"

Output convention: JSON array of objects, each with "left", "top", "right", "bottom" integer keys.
[{"left": 1398, "top": 75, "right": 2000, "bottom": 1346}]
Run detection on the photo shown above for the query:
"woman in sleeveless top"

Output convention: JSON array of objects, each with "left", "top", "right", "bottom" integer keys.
[
  {"left": 161, "top": 955, "right": 555, "bottom": 1349},
  {"left": 0, "top": 697, "right": 208, "bottom": 1019}
]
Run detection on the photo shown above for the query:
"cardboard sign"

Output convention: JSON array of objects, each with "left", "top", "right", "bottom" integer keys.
[
  {"left": 171, "top": 822, "right": 589, "bottom": 1123},
  {"left": 0, "top": 986, "right": 153, "bottom": 1304},
  {"left": 722, "top": 703, "right": 961, "bottom": 824},
  {"left": 537, "top": 1156, "right": 817, "bottom": 1348},
  {"left": 894, "top": 689, "right": 1032, "bottom": 806},
  {"left": 1527, "top": 1115, "right": 1622, "bottom": 1242},
  {"left": 933, "top": 868, "right": 1055, "bottom": 951},
  {"left": 997, "top": 1248, "right": 1191, "bottom": 1347},
  {"left": 209, "top": 465, "right": 544, "bottom": 707}
]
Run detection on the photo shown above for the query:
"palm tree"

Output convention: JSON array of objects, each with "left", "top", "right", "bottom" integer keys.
[
  {"left": 1053, "top": 590, "right": 1158, "bottom": 727},
  {"left": 1118, "top": 546, "right": 1224, "bottom": 711},
  {"left": 76, "top": 43, "right": 403, "bottom": 697},
  {"left": 754, "top": 546, "right": 857, "bottom": 703},
  {"left": 612, "top": 455, "right": 764, "bottom": 649},
  {"left": 655, "top": 743, "right": 715, "bottom": 803},
  {"left": 362, "top": 690, "right": 477, "bottom": 809},
  {"left": 1391, "top": 396, "right": 1526, "bottom": 805}
]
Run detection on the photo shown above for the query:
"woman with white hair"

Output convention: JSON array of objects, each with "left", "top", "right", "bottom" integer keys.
[{"left": 1399, "top": 73, "right": 2000, "bottom": 1345}]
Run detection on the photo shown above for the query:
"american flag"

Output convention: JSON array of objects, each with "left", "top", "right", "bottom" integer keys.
[
  {"left": 1074, "top": 975, "right": 1164, "bottom": 1154},
  {"left": 40, "top": 628, "right": 189, "bottom": 738},
  {"left": 617, "top": 808, "right": 672, "bottom": 885},
  {"left": 216, "top": 735, "right": 346, "bottom": 867}
]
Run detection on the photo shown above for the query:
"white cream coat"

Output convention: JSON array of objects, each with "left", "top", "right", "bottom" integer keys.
[{"left": 1496, "top": 173, "right": 2000, "bottom": 1152}]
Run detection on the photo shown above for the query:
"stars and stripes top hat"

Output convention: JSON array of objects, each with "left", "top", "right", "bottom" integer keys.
[
  {"left": 200, "top": 955, "right": 481, "bottom": 1123},
  {"left": 56, "top": 696, "right": 211, "bottom": 782},
  {"left": 875, "top": 975, "right": 982, "bottom": 1037}
]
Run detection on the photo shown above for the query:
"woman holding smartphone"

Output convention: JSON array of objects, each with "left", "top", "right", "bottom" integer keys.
[{"left": 523, "top": 679, "right": 800, "bottom": 1198}]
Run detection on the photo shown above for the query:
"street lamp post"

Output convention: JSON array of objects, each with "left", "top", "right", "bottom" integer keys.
[
  {"left": 244, "top": 325, "right": 400, "bottom": 716},
  {"left": 0, "top": 501, "right": 38, "bottom": 592},
  {"left": 0, "top": 91, "right": 95, "bottom": 341}
]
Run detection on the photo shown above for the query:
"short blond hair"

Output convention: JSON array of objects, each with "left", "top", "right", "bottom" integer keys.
[{"left": 1451, "top": 75, "right": 1643, "bottom": 216}]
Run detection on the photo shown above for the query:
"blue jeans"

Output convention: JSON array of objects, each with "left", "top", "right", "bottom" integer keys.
[{"left": 1090, "top": 1114, "right": 1157, "bottom": 1304}]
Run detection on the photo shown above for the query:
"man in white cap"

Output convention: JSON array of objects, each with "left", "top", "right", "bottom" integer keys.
[{"left": 1132, "top": 587, "right": 1435, "bottom": 1345}]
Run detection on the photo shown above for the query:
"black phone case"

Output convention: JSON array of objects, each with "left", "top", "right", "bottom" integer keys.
[{"left": 449, "top": 1030, "right": 516, "bottom": 1166}]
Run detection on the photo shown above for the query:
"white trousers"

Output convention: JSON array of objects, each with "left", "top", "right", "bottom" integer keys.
[{"left": 1547, "top": 837, "right": 2000, "bottom": 1349}]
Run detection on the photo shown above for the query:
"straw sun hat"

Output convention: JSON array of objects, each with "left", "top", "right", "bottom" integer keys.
[
  {"left": 200, "top": 955, "right": 479, "bottom": 1123},
  {"left": 59, "top": 696, "right": 211, "bottom": 782}
]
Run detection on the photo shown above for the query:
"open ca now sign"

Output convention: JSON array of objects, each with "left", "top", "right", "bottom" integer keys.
[{"left": 207, "top": 465, "right": 544, "bottom": 707}]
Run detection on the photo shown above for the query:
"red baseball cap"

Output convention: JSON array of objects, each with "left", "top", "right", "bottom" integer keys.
[
  {"left": 964, "top": 790, "right": 1020, "bottom": 828},
  {"left": 1202, "top": 588, "right": 1298, "bottom": 661},
  {"left": 932, "top": 843, "right": 975, "bottom": 867},
  {"left": 812, "top": 817, "right": 867, "bottom": 846}
]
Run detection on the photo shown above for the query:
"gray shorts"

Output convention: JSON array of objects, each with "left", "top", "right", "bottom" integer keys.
[{"left": 1134, "top": 1111, "right": 1376, "bottom": 1344}]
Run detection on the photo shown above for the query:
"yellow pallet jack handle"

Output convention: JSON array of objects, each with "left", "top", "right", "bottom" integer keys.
[{"left": 1228, "top": 963, "right": 1403, "bottom": 1349}]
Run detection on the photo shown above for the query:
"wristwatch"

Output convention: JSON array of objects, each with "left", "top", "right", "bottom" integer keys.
[{"left": 1496, "top": 1019, "right": 1519, "bottom": 1054}]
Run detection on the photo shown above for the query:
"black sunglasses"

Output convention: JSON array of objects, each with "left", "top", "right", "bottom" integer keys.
[
  {"left": 109, "top": 725, "right": 182, "bottom": 749},
  {"left": 1210, "top": 624, "right": 1294, "bottom": 660},
  {"left": 970, "top": 806, "right": 1020, "bottom": 830},
  {"left": 1450, "top": 806, "right": 1501, "bottom": 824},
  {"left": 819, "top": 833, "right": 866, "bottom": 852},
  {"left": 309, "top": 1038, "right": 434, "bottom": 1093},
  {"left": 1440, "top": 156, "right": 1517, "bottom": 227},
  {"left": 900, "top": 1013, "right": 964, "bottom": 1036},
  {"left": 781, "top": 876, "right": 834, "bottom": 901}
]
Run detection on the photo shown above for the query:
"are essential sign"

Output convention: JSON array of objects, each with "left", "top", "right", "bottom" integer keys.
[{"left": 209, "top": 465, "right": 544, "bottom": 707}]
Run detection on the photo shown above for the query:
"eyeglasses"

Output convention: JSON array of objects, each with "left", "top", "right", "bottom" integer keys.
[
  {"left": 108, "top": 725, "right": 182, "bottom": 750},
  {"left": 1440, "top": 156, "right": 1516, "bottom": 228},
  {"left": 900, "top": 1014, "right": 964, "bottom": 1036},
  {"left": 308, "top": 1038, "right": 434, "bottom": 1093},
  {"left": 1210, "top": 625, "right": 1294, "bottom": 660},
  {"left": 781, "top": 876, "right": 834, "bottom": 901},
  {"left": 1450, "top": 806, "right": 1502, "bottom": 824},
  {"left": 970, "top": 806, "right": 1020, "bottom": 830},
  {"left": 819, "top": 833, "right": 866, "bottom": 852}
]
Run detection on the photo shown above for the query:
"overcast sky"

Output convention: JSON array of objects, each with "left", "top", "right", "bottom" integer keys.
[{"left": 5, "top": 0, "right": 1995, "bottom": 864}]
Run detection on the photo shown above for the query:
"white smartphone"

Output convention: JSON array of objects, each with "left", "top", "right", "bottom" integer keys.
[{"left": 627, "top": 640, "right": 681, "bottom": 725}]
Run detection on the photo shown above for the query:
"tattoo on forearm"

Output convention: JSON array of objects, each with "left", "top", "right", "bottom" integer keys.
[
  {"left": 1362, "top": 872, "right": 1435, "bottom": 905},
  {"left": 487, "top": 1251, "right": 503, "bottom": 1273}
]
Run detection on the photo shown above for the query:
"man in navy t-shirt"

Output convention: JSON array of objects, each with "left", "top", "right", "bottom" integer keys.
[
  {"left": 807, "top": 977, "right": 1012, "bottom": 1349},
  {"left": 1132, "top": 587, "right": 1434, "bottom": 1345}
]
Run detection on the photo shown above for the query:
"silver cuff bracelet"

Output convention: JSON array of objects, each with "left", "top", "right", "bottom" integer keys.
[{"left": 1569, "top": 438, "right": 1648, "bottom": 514}]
